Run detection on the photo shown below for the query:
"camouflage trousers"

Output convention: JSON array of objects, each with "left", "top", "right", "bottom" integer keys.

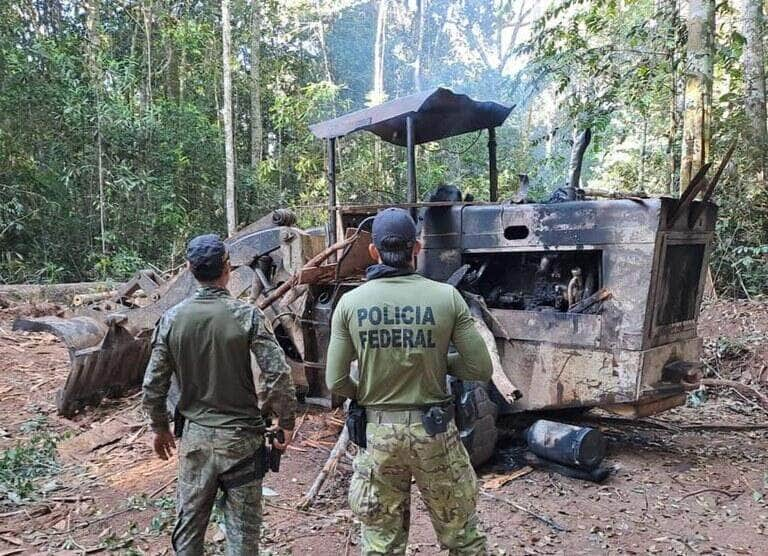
[
  {"left": 172, "top": 421, "right": 264, "bottom": 556},
  {"left": 349, "top": 419, "right": 487, "bottom": 556}
]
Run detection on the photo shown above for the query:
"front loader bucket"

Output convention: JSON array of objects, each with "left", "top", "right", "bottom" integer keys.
[
  {"left": 13, "top": 315, "right": 150, "bottom": 416},
  {"left": 11, "top": 217, "right": 312, "bottom": 417}
]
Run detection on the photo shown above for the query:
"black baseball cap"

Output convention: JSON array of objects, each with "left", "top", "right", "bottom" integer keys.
[
  {"left": 186, "top": 234, "right": 228, "bottom": 275},
  {"left": 372, "top": 208, "right": 417, "bottom": 250}
]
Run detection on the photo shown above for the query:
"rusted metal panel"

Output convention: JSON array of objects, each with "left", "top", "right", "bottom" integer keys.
[
  {"left": 337, "top": 230, "right": 373, "bottom": 278},
  {"left": 459, "top": 199, "right": 663, "bottom": 252},
  {"left": 497, "top": 342, "right": 636, "bottom": 411},
  {"left": 636, "top": 336, "right": 703, "bottom": 397},
  {"left": 489, "top": 309, "right": 602, "bottom": 348},
  {"left": 496, "top": 335, "right": 703, "bottom": 413},
  {"left": 645, "top": 230, "right": 713, "bottom": 348},
  {"left": 603, "top": 393, "right": 686, "bottom": 418},
  {"left": 280, "top": 228, "right": 326, "bottom": 276}
]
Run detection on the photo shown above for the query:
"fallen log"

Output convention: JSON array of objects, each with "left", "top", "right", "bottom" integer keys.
[
  {"left": 0, "top": 282, "right": 112, "bottom": 304},
  {"left": 297, "top": 424, "right": 350, "bottom": 509},
  {"left": 73, "top": 290, "right": 117, "bottom": 306},
  {"left": 701, "top": 378, "right": 768, "bottom": 410}
]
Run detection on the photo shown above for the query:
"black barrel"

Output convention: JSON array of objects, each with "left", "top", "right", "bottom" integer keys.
[{"left": 525, "top": 419, "right": 607, "bottom": 470}]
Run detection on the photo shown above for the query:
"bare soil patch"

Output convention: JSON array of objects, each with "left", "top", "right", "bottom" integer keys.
[{"left": 0, "top": 300, "right": 767, "bottom": 555}]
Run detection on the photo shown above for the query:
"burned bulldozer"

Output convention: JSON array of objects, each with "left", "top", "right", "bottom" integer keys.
[{"left": 15, "top": 88, "right": 725, "bottom": 466}]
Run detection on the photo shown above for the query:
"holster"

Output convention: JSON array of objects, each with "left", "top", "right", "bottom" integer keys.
[
  {"left": 173, "top": 408, "right": 186, "bottom": 439},
  {"left": 265, "top": 429, "right": 285, "bottom": 473},
  {"left": 219, "top": 444, "right": 268, "bottom": 490},
  {"left": 421, "top": 404, "right": 455, "bottom": 437},
  {"left": 346, "top": 400, "right": 368, "bottom": 449}
]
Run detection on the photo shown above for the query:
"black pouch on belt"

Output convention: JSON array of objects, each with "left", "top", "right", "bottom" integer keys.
[
  {"left": 422, "top": 405, "right": 454, "bottom": 436},
  {"left": 346, "top": 400, "right": 367, "bottom": 449},
  {"left": 219, "top": 444, "right": 268, "bottom": 490}
]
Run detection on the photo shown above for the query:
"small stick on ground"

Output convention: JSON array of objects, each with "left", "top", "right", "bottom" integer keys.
[
  {"left": 292, "top": 412, "right": 308, "bottom": 442},
  {"left": 679, "top": 423, "right": 768, "bottom": 431},
  {"left": 481, "top": 491, "right": 569, "bottom": 532},
  {"left": 677, "top": 488, "right": 741, "bottom": 502},
  {"left": 149, "top": 476, "right": 177, "bottom": 498},
  {"left": 263, "top": 500, "right": 329, "bottom": 519},
  {"left": 343, "top": 528, "right": 353, "bottom": 556},
  {"left": 298, "top": 425, "right": 350, "bottom": 509}
]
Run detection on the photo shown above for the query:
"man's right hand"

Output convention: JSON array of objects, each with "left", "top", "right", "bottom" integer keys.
[
  {"left": 270, "top": 428, "right": 293, "bottom": 451},
  {"left": 153, "top": 430, "right": 176, "bottom": 460}
]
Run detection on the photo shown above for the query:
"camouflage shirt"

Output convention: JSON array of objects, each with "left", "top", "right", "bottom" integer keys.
[{"left": 142, "top": 286, "right": 296, "bottom": 432}]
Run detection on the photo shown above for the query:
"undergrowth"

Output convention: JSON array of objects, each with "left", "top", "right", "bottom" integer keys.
[{"left": 0, "top": 430, "right": 59, "bottom": 505}]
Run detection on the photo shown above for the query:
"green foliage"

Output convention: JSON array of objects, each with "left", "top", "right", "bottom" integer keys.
[
  {"left": 1, "top": 0, "right": 766, "bottom": 298},
  {"left": 149, "top": 495, "right": 176, "bottom": 534},
  {"left": 0, "top": 430, "right": 59, "bottom": 505}
]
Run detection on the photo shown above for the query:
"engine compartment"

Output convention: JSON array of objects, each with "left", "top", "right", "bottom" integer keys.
[{"left": 463, "top": 250, "right": 603, "bottom": 313}]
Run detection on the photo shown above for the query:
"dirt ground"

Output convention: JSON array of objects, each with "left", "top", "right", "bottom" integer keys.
[{"left": 1, "top": 298, "right": 768, "bottom": 555}]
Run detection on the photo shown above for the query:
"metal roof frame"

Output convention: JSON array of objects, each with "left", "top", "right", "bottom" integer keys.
[{"left": 310, "top": 87, "right": 514, "bottom": 145}]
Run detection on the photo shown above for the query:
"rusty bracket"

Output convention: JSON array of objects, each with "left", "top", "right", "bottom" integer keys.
[
  {"left": 687, "top": 141, "right": 737, "bottom": 229},
  {"left": 667, "top": 162, "right": 712, "bottom": 227}
]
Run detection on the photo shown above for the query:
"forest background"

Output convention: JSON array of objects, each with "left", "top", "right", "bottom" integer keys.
[{"left": 1, "top": 0, "right": 766, "bottom": 298}]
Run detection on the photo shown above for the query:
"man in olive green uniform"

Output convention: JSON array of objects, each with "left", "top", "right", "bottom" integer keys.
[
  {"left": 326, "top": 208, "right": 493, "bottom": 555},
  {"left": 143, "top": 234, "right": 297, "bottom": 556}
]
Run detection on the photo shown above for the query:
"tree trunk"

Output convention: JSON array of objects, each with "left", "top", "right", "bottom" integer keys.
[
  {"left": 142, "top": 0, "right": 153, "bottom": 110},
  {"left": 639, "top": 115, "right": 648, "bottom": 192},
  {"left": 178, "top": 0, "right": 188, "bottom": 104},
  {"left": 680, "top": 0, "right": 714, "bottom": 191},
  {"left": 740, "top": 0, "right": 768, "bottom": 188},
  {"left": 86, "top": 0, "right": 107, "bottom": 256},
  {"left": 222, "top": 0, "right": 237, "bottom": 235},
  {"left": 315, "top": 0, "right": 333, "bottom": 83},
  {"left": 250, "top": 0, "right": 263, "bottom": 169},
  {"left": 662, "top": 0, "right": 681, "bottom": 195},
  {"left": 414, "top": 0, "right": 425, "bottom": 91},
  {"left": 371, "top": 0, "right": 388, "bottom": 105}
]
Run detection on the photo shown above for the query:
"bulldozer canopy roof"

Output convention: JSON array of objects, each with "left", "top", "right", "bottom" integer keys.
[{"left": 309, "top": 88, "right": 514, "bottom": 146}]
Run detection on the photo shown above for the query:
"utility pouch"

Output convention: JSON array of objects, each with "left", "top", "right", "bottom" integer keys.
[
  {"left": 346, "top": 401, "right": 367, "bottom": 449},
  {"left": 219, "top": 444, "right": 268, "bottom": 490},
  {"left": 422, "top": 405, "right": 454, "bottom": 437},
  {"left": 173, "top": 408, "right": 186, "bottom": 439}
]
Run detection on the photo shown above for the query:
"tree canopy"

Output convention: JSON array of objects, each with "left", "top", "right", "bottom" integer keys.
[{"left": 1, "top": 0, "right": 766, "bottom": 297}]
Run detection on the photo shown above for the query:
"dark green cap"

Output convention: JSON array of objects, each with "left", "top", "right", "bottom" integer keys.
[{"left": 186, "top": 234, "right": 227, "bottom": 275}]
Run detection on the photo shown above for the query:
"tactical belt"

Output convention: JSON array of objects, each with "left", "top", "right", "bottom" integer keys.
[{"left": 366, "top": 405, "right": 455, "bottom": 426}]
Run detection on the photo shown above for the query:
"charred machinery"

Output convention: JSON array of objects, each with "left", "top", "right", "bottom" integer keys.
[{"left": 15, "top": 88, "right": 725, "bottom": 466}]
